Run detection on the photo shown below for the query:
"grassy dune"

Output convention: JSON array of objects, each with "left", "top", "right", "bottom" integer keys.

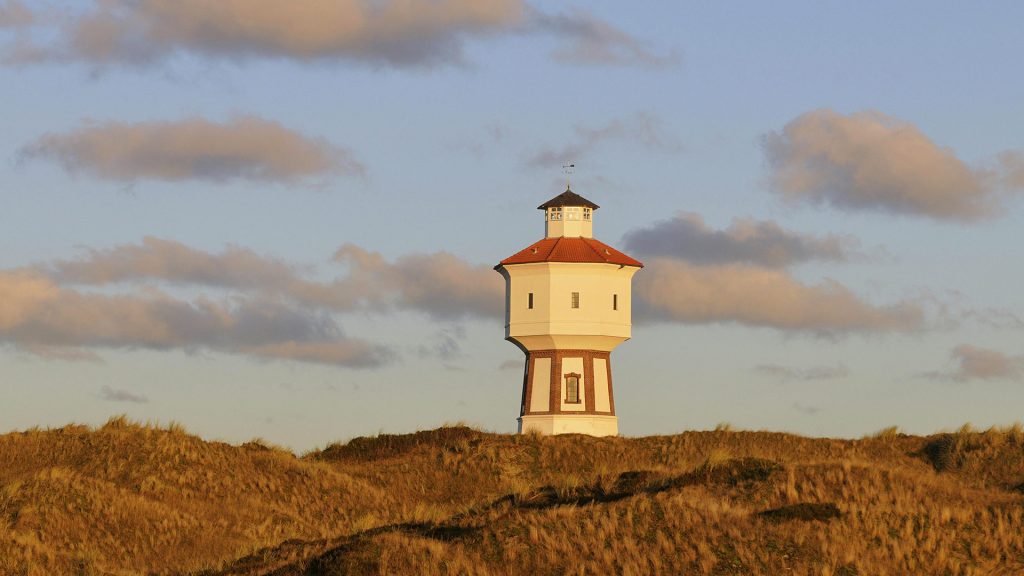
[{"left": 3, "top": 419, "right": 1024, "bottom": 575}]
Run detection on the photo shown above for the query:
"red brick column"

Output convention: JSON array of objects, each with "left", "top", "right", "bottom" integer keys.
[{"left": 521, "top": 349, "right": 615, "bottom": 416}]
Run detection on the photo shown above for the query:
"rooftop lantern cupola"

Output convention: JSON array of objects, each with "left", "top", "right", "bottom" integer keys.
[
  {"left": 540, "top": 187, "right": 599, "bottom": 239},
  {"left": 494, "top": 187, "right": 643, "bottom": 437}
]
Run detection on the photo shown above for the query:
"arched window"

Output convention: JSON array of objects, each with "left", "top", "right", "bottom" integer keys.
[{"left": 564, "top": 373, "right": 581, "bottom": 403}]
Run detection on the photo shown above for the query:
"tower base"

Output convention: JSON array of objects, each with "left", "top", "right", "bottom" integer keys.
[{"left": 518, "top": 414, "right": 618, "bottom": 437}]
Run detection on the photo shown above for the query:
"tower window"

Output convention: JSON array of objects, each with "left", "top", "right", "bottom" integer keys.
[
  {"left": 564, "top": 373, "right": 581, "bottom": 403},
  {"left": 613, "top": 294, "right": 618, "bottom": 310},
  {"left": 571, "top": 292, "right": 579, "bottom": 309},
  {"left": 528, "top": 292, "right": 534, "bottom": 309},
  {"left": 583, "top": 208, "right": 591, "bottom": 221}
]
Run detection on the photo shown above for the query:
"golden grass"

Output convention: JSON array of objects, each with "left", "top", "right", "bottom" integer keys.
[{"left": 2, "top": 419, "right": 1024, "bottom": 574}]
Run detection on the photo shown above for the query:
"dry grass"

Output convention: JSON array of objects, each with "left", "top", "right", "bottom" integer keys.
[{"left": 3, "top": 419, "right": 1024, "bottom": 575}]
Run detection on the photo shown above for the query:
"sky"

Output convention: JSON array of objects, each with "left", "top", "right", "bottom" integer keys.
[{"left": 2, "top": 1, "right": 1023, "bottom": 451}]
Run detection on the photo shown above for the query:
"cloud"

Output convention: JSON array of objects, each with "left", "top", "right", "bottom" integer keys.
[
  {"left": 12, "top": 0, "right": 522, "bottom": 67},
  {"left": 499, "top": 359, "right": 522, "bottom": 370},
  {"left": 792, "top": 402, "right": 821, "bottom": 416},
  {"left": 762, "top": 109, "right": 1021, "bottom": 221},
  {"left": 1, "top": 1, "right": 669, "bottom": 70},
  {"left": 0, "top": 0, "right": 31, "bottom": 28},
  {"left": 48, "top": 236, "right": 301, "bottom": 289},
  {"left": 328, "top": 244, "right": 504, "bottom": 320},
  {"left": 0, "top": 268, "right": 391, "bottom": 368},
  {"left": 19, "top": 116, "right": 362, "bottom": 184},
  {"left": 528, "top": 8, "right": 678, "bottom": 67},
  {"left": 21, "top": 344, "right": 104, "bottom": 363},
  {"left": 244, "top": 340, "right": 390, "bottom": 368},
  {"left": 756, "top": 364, "right": 850, "bottom": 381},
  {"left": 417, "top": 326, "right": 466, "bottom": 361},
  {"left": 625, "top": 213, "right": 920, "bottom": 336},
  {"left": 959, "top": 307, "right": 1024, "bottom": 331},
  {"left": 99, "top": 385, "right": 148, "bottom": 404},
  {"left": 17, "top": 237, "right": 503, "bottom": 366},
  {"left": 623, "top": 212, "right": 856, "bottom": 268},
  {"left": 451, "top": 123, "right": 508, "bottom": 157},
  {"left": 46, "top": 237, "right": 504, "bottom": 321},
  {"left": 925, "top": 345, "right": 1024, "bottom": 383},
  {"left": 39, "top": 230, "right": 921, "bottom": 350},
  {"left": 999, "top": 151, "right": 1024, "bottom": 189},
  {"left": 634, "top": 259, "right": 923, "bottom": 335},
  {"left": 524, "top": 112, "right": 681, "bottom": 168}
]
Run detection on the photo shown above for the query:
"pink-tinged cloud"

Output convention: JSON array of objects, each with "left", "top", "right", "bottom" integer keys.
[
  {"left": 20, "top": 116, "right": 362, "bottom": 184},
  {"left": 1, "top": 1, "right": 668, "bottom": 69},
  {"left": 44, "top": 0, "right": 520, "bottom": 67},
  {"left": 623, "top": 212, "right": 856, "bottom": 268},
  {"left": 48, "top": 236, "right": 301, "bottom": 289},
  {"left": 0, "top": 269, "right": 59, "bottom": 330},
  {"left": 525, "top": 112, "right": 680, "bottom": 168},
  {"left": 47, "top": 236, "right": 920, "bottom": 335},
  {"left": 762, "top": 109, "right": 1020, "bottom": 221},
  {"left": 243, "top": 340, "right": 392, "bottom": 368},
  {"left": 926, "top": 345, "right": 1024, "bottom": 383},
  {"left": 999, "top": 151, "right": 1024, "bottom": 189},
  {"left": 7, "top": 237, "right": 506, "bottom": 365},
  {"left": 0, "top": 0, "right": 30, "bottom": 28},
  {"left": 0, "top": 269, "right": 390, "bottom": 368},
  {"left": 329, "top": 245, "right": 504, "bottom": 320},
  {"left": 635, "top": 259, "right": 924, "bottom": 334},
  {"left": 528, "top": 9, "right": 678, "bottom": 68},
  {"left": 46, "top": 237, "right": 504, "bottom": 321}
]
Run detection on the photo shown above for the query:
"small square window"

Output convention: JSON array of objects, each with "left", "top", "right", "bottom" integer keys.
[{"left": 571, "top": 292, "right": 579, "bottom": 309}]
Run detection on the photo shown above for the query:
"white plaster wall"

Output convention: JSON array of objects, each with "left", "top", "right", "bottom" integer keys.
[
  {"left": 545, "top": 211, "right": 593, "bottom": 238},
  {"left": 519, "top": 415, "right": 618, "bottom": 437},
  {"left": 530, "top": 357, "right": 551, "bottom": 413},
  {"left": 560, "top": 357, "right": 585, "bottom": 412},
  {"left": 504, "top": 262, "right": 639, "bottom": 352},
  {"left": 593, "top": 358, "right": 610, "bottom": 412}
]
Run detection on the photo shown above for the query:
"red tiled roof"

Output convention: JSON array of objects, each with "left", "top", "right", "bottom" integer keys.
[{"left": 498, "top": 237, "right": 643, "bottom": 268}]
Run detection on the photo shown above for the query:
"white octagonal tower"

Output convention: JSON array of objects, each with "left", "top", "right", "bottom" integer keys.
[{"left": 494, "top": 188, "right": 643, "bottom": 436}]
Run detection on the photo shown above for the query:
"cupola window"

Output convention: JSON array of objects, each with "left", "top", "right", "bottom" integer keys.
[
  {"left": 571, "top": 292, "right": 580, "bottom": 309},
  {"left": 583, "top": 207, "right": 591, "bottom": 221}
]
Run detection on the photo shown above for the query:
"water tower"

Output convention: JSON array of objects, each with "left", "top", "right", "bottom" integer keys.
[{"left": 494, "top": 188, "right": 643, "bottom": 436}]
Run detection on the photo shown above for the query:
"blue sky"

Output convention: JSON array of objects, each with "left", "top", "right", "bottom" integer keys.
[{"left": 2, "top": 1, "right": 1022, "bottom": 450}]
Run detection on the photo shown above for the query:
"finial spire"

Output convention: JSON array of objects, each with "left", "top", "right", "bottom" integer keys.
[{"left": 562, "top": 162, "right": 575, "bottom": 189}]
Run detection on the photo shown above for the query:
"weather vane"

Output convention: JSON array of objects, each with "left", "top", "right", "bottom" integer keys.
[{"left": 562, "top": 162, "right": 575, "bottom": 189}]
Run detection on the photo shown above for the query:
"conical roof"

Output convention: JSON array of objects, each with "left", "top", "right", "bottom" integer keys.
[
  {"left": 537, "top": 188, "right": 600, "bottom": 210},
  {"left": 498, "top": 236, "right": 642, "bottom": 268}
]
